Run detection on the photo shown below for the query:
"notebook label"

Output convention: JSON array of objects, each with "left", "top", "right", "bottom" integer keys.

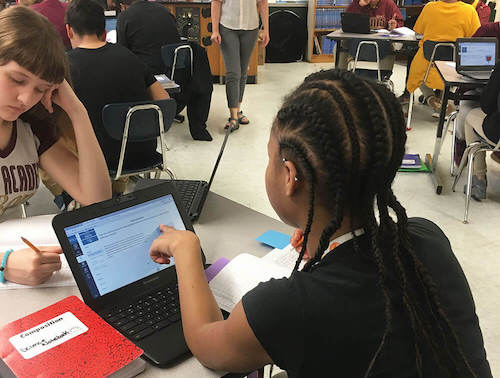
[{"left": 9, "top": 312, "right": 88, "bottom": 359}]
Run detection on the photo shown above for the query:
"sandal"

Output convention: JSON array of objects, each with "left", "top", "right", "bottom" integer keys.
[
  {"left": 237, "top": 111, "right": 249, "bottom": 125},
  {"left": 224, "top": 117, "right": 240, "bottom": 132}
]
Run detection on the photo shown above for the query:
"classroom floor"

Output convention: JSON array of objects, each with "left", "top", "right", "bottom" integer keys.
[{"left": 29, "top": 61, "right": 500, "bottom": 376}]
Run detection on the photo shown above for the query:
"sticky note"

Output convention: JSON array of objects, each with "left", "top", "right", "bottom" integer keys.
[{"left": 256, "top": 230, "right": 290, "bottom": 249}]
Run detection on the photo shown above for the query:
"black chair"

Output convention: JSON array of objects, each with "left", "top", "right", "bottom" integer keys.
[
  {"left": 161, "top": 42, "right": 193, "bottom": 83},
  {"left": 101, "top": 98, "right": 176, "bottom": 181}
]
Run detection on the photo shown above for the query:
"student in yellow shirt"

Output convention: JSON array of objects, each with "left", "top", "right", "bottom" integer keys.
[{"left": 407, "top": 0, "right": 480, "bottom": 113}]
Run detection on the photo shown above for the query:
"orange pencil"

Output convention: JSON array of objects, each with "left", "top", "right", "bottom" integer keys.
[{"left": 21, "top": 237, "right": 41, "bottom": 254}]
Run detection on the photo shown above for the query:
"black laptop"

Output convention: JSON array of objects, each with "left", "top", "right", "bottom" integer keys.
[
  {"left": 52, "top": 182, "right": 205, "bottom": 366},
  {"left": 164, "top": 127, "right": 231, "bottom": 222},
  {"left": 456, "top": 37, "right": 497, "bottom": 80},
  {"left": 341, "top": 12, "right": 377, "bottom": 34}
]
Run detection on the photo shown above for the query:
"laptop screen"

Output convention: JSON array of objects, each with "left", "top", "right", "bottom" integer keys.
[
  {"left": 458, "top": 41, "right": 496, "bottom": 67},
  {"left": 63, "top": 194, "right": 184, "bottom": 299}
]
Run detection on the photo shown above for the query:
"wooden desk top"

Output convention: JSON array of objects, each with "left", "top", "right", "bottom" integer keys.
[
  {"left": 326, "top": 29, "right": 419, "bottom": 44},
  {"left": 435, "top": 61, "right": 490, "bottom": 88}
]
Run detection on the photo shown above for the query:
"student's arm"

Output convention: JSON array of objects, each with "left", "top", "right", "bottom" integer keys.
[
  {"left": 148, "top": 81, "right": 170, "bottom": 100},
  {"left": 39, "top": 80, "right": 111, "bottom": 206},
  {"left": 150, "top": 226, "right": 273, "bottom": 372},
  {"left": 346, "top": 0, "right": 360, "bottom": 12},
  {"left": 468, "top": 9, "right": 481, "bottom": 36},
  {"left": 211, "top": 0, "right": 222, "bottom": 45},
  {"left": 258, "top": 0, "right": 269, "bottom": 47},
  {"left": 387, "top": 2, "right": 404, "bottom": 29}
]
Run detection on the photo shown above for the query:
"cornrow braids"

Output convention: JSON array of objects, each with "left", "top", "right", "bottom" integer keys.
[{"left": 272, "top": 69, "right": 477, "bottom": 377}]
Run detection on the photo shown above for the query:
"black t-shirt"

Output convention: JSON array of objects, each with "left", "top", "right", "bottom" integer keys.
[
  {"left": 116, "top": 0, "right": 180, "bottom": 75},
  {"left": 67, "top": 43, "right": 156, "bottom": 169},
  {"left": 242, "top": 218, "right": 492, "bottom": 378}
]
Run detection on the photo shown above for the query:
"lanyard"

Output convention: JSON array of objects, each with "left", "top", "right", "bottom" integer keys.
[{"left": 319, "top": 228, "right": 365, "bottom": 260}]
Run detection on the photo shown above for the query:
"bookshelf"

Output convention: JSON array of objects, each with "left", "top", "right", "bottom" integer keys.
[{"left": 306, "top": 0, "right": 424, "bottom": 63}]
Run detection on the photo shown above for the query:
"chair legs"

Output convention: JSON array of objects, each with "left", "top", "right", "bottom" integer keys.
[
  {"left": 406, "top": 92, "right": 414, "bottom": 131},
  {"left": 450, "top": 111, "right": 458, "bottom": 176},
  {"left": 452, "top": 142, "right": 483, "bottom": 224}
]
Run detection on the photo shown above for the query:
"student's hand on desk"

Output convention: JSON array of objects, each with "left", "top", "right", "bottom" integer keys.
[
  {"left": 4, "top": 247, "right": 62, "bottom": 286},
  {"left": 388, "top": 14, "right": 398, "bottom": 31},
  {"left": 290, "top": 229, "right": 310, "bottom": 259},
  {"left": 149, "top": 225, "right": 201, "bottom": 264},
  {"left": 359, "top": 0, "right": 370, "bottom": 6}
]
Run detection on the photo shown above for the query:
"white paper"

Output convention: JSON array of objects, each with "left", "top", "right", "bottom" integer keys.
[
  {"left": 9, "top": 312, "right": 88, "bottom": 359},
  {"left": 209, "top": 253, "right": 290, "bottom": 312},
  {"left": 261, "top": 243, "right": 306, "bottom": 271},
  {"left": 390, "top": 27, "right": 415, "bottom": 36}
]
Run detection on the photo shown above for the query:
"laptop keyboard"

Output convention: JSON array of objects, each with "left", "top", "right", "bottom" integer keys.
[
  {"left": 171, "top": 180, "right": 204, "bottom": 211},
  {"left": 104, "top": 283, "right": 181, "bottom": 341}
]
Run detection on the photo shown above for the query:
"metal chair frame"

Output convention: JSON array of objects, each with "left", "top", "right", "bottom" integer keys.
[
  {"left": 166, "top": 44, "right": 193, "bottom": 82},
  {"left": 406, "top": 42, "right": 456, "bottom": 131},
  {"left": 452, "top": 134, "right": 500, "bottom": 223},
  {"left": 113, "top": 103, "right": 173, "bottom": 181}
]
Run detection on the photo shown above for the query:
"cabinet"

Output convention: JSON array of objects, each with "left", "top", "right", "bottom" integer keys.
[
  {"left": 306, "top": 0, "right": 424, "bottom": 63},
  {"left": 163, "top": 1, "right": 258, "bottom": 83}
]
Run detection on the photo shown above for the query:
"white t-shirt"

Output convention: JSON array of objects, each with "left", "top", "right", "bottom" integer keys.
[
  {"left": 219, "top": 0, "right": 261, "bottom": 31},
  {"left": 0, "top": 118, "right": 58, "bottom": 220}
]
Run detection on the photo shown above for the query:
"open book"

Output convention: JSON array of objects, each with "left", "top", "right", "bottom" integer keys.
[
  {"left": 209, "top": 244, "right": 305, "bottom": 312},
  {"left": 0, "top": 215, "right": 76, "bottom": 289}
]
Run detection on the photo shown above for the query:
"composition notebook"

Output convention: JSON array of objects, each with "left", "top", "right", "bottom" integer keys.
[{"left": 0, "top": 296, "right": 144, "bottom": 377}]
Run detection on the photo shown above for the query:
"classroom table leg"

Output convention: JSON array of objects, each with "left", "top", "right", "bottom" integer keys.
[
  {"left": 428, "top": 85, "right": 451, "bottom": 195},
  {"left": 334, "top": 38, "right": 341, "bottom": 69}
]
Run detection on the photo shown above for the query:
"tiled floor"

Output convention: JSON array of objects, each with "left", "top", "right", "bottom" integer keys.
[{"left": 28, "top": 61, "right": 499, "bottom": 375}]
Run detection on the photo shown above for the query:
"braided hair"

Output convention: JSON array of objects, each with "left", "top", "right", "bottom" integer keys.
[{"left": 273, "top": 69, "right": 476, "bottom": 377}]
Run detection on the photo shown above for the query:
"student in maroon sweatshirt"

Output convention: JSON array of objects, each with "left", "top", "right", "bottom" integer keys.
[{"left": 338, "top": 0, "right": 404, "bottom": 81}]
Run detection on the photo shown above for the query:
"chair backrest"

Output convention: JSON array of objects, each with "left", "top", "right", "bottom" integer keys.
[
  {"left": 101, "top": 98, "right": 176, "bottom": 142},
  {"left": 161, "top": 43, "right": 193, "bottom": 81},
  {"left": 423, "top": 40, "right": 455, "bottom": 62}
]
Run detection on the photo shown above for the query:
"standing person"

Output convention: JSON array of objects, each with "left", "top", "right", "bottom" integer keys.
[
  {"left": 31, "top": 0, "right": 71, "bottom": 49},
  {"left": 211, "top": 0, "right": 269, "bottom": 132},
  {"left": 406, "top": 0, "right": 480, "bottom": 114},
  {"left": 147, "top": 70, "right": 492, "bottom": 377},
  {"left": 116, "top": 0, "right": 180, "bottom": 75},
  {"left": 0, "top": 6, "right": 111, "bottom": 285}
]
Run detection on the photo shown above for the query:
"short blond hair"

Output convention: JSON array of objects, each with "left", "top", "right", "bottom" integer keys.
[{"left": 0, "top": 6, "right": 68, "bottom": 83}]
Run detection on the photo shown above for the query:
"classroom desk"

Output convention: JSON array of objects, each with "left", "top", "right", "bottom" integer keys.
[
  {"left": 0, "top": 192, "right": 292, "bottom": 377},
  {"left": 427, "top": 61, "right": 489, "bottom": 195},
  {"left": 326, "top": 30, "right": 419, "bottom": 69}
]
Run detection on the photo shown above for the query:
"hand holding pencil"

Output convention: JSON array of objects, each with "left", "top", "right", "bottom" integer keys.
[{"left": 1, "top": 238, "right": 63, "bottom": 286}]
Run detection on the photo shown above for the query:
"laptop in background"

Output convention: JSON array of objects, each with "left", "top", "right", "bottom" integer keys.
[
  {"left": 341, "top": 13, "right": 377, "bottom": 34},
  {"left": 52, "top": 182, "right": 205, "bottom": 366},
  {"left": 456, "top": 37, "right": 497, "bottom": 80},
  {"left": 159, "top": 127, "right": 231, "bottom": 222}
]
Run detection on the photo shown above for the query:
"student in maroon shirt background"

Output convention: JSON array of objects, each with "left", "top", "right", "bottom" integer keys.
[
  {"left": 31, "top": 0, "right": 71, "bottom": 49},
  {"left": 346, "top": 0, "right": 404, "bottom": 30}
]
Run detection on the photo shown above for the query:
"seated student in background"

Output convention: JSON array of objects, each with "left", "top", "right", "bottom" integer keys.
[
  {"left": 454, "top": 21, "right": 500, "bottom": 167},
  {"left": 148, "top": 70, "right": 492, "bottom": 377},
  {"left": 462, "top": 60, "right": 500, "bottom": 200},
  {"left": 338, "top": 0, "right": 403, "bottom": 80},
  {"left": 0, "top": 7, "right": 111, "bottom": 285},
  {"left": 65, "top": 0, "right": 170, "bottom": 194},
  {"left": 116, "top": 0, "right": 180, "bottom": 75},
  {"left": 407, "top": 0, "right": 480, "bottom": 115}
]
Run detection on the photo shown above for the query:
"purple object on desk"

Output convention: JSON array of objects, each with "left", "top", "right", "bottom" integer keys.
[{"left": 205, "top": 257, "right": 230, "bottom": 282}]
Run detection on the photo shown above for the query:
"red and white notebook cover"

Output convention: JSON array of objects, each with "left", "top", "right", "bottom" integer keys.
[{"left": 0, "top": 296, "right": 143, "bottom": 377}]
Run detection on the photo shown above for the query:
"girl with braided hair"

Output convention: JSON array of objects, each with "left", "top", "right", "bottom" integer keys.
[{"left": 149, "top": 69, "right": 491, "bottom": 377}]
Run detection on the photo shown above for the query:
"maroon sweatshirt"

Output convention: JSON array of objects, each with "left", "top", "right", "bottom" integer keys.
[
  {"left": 474, "top": 22, "right": 500, "bottom": 58},
  {"left": 346, "top": 0, "right": 404, "bottom": 29}
]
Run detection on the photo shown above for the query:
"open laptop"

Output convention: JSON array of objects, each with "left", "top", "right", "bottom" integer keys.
[
  {"left": 52, "top": 182, "right": 205, "bottom": 366},
  {"left": 341, "top": 13, "right": 377, "bottom": 34},
  {"left": 163, "top": 127, "right": 231, "bottom": 222},
  {"left": 456, "top": 37, "right": 497, "bottom": 80}
]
